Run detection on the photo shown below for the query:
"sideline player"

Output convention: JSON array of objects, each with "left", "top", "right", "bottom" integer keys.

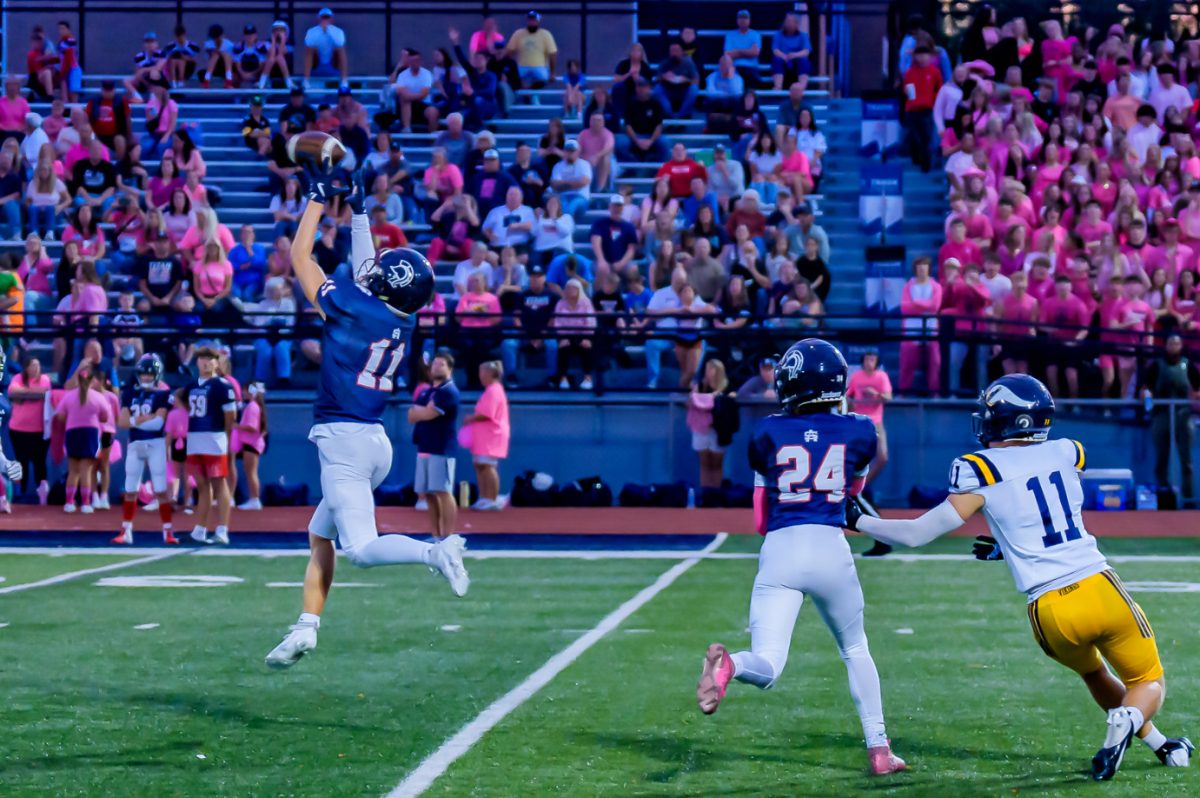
[
  {"left": 849, "top": 374, "right": 1193, "bottom": 780},
  {"left": 114, "top": 354, "right": 176, "bottom": 545},
  {"left": 265, "top": 163, "right": 469, "bottom": 670},
  {"left": 696, "top": 338, "right": 907, "bottom": 776},
  {"left": 183, "top": 346, "right": 236, "bottom": 545}
]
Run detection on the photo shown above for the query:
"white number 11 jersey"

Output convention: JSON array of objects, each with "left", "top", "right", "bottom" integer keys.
[{"left": 948, "top": 438, "right": 1108, "bottom": 601}]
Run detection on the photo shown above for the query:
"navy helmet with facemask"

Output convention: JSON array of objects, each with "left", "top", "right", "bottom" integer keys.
[
  {"left": 972, "top": 374, "right": 1055, "bottom": 445},
  {"left": 357, "top": 247, "right": 435, "bottom": 315}
]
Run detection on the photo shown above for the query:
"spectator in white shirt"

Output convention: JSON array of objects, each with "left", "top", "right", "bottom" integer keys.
[
  {"left": 482, "top": 186, "right": 535, "bottom": 252},
  {"left": 453, "top": 240, "right": 496, "bottom": 297},
  {"left": 707, "top": 143, "right": 744, "bottom": 212},
  {"left": 549, "top": 140, "right": 593, "bottom": 221},
  {"left": 1106, "top": 56, "right": 1148, "bottom": 100},
  {"left": 933, "top": 64, "right": 967, "bottom": 134},
  {"left": 303, "top": 8, "right": 347, "bottom": 85},
  {"left": 1127, "top": 104, "right": 1163, "bottom": 165},
  {"left": 1149, "top": 64, "right": 1191, "bottom": 124},
  {"left": 392, "top": 50, "right": 434, "bottom": 133},
  {"left": 21, "top": 113, "right": 50, "bottom": 175}
]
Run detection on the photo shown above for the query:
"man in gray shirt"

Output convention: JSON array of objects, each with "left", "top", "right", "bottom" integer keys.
[
  {"left": 433, "top": 112, "right": 475, "bottom": 168},
  {"left": 655, "top": 41, "right": 700, "bottom": 119},
  {"left": 784, "top": 201, "right": 830, "bottom": 262}
]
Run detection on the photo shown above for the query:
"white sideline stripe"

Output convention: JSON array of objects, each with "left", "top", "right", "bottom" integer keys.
[
  {"left": 2, "top": 547, "right": 1200, "bottom": 564},
  {"left": 0, "top": 550, "right": 188, "bottom": 595},
  {"left": 384, "top": 532, "right": 729, "bottom": 798}
]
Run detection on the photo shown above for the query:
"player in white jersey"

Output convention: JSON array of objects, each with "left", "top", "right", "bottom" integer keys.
[{"left": 846, "top": 374, "right": 1192, "bottom": 780}]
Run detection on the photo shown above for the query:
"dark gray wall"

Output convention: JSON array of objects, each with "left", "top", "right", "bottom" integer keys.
[{"left": 160, "top": 398, "right": 1183, "bottom": 506}]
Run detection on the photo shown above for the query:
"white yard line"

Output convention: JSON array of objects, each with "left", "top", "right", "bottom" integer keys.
[
  {"left": 384, "top": 532, "right": 729, "bottom": 798},
  {"left": 0, "top": 550, "right": 189, "bottom": 595}
]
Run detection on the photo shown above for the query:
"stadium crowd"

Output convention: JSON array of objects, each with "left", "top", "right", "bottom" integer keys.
[
  {"left": 899, "top": 10, "right": 1200, "bottom": 407},
  {"left": 0, "top": 7, "right": 833, "bottom": 397}
]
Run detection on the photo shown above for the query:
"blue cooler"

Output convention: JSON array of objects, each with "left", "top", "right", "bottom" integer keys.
[{"left": 1081, "top": 469, "right": 1134, "bottom": 511}]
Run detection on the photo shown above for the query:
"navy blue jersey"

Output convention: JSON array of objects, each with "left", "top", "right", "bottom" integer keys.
[
  {"left": 749, "top": 411, "right": 877, "bottom": 531},
  {"left": 121, "top": 384, "right": 172, "bottom": 441},
  {"left": 412, "top": 380, "right": 460, "bottom": 455},
  {"left": 183, "top": 377, "right": 236, "bottom": 433},
  {"left": 314, "top": 268, "right": 415, "bottom": 425}
]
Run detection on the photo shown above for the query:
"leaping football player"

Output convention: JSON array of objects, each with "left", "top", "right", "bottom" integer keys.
[
  {"left": 696, "top": 338, "right": 907, "bottom": 776},
  {"left": 114, "top": 354, "right": 176, "bottom": 545},
  {"left": 265, "top": 161, "right": 469, "bottom": 670},
  {"left": 848, "top": 374, "right": 1192, "bottom": 780}
]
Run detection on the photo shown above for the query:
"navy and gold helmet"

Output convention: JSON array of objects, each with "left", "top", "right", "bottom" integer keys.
[
  {"left": 360, "top": 247, "right": 435, "bottom": 316},
  {"left": 774, "top": 338, "right": 848, "bottom": 409},
  {"left": 972, "top": 374, "right": 1055, "bottom": 445}
]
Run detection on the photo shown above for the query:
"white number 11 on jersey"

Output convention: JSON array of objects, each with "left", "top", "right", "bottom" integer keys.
[{"left": 357, "top": 339, "right": 406, "bottom": 392}]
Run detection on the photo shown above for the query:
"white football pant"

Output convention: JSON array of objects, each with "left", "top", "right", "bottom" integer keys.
[
  {"left": 308, "top": 422, "right": 432, "bottom": 568},
  {"left": 731, "top": 523, "right": 889, "bottom": 748},
  {"left": 124, "top": 438, "right": 169, "bottom": 494}
]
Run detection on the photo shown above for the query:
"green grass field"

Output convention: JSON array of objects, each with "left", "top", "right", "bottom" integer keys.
[{"left": 1, "top": 535, "right": 1197, "bottom": 797}]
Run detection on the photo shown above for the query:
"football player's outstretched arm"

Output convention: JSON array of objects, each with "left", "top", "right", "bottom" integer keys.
[
  {"left": 852, "top": 493, "right": 984, "bottom": 548},
  {"left": 346, "top": 168, "right": 376, "bottom": 275},
  {"left": 291, "top": 164, "right": 348, "bottom": 318}
]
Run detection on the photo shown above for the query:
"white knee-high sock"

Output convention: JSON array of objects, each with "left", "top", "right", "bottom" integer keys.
[
  {"left": 731, "top": 651, "right": 779, "bottom": 689},
  {"left": 839, "top": 640, "right": 888, "bottom": 748},
  {"left": 348, "top": 534, "right": 434, "bottom": 567}
]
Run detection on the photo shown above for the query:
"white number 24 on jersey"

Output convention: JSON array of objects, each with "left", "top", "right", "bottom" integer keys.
[
  {"left": 357, "top": 339, "right": 406, "bottom": 392},
  {"left": 776, "top": 444, "right": 846, "bottom": 503}
]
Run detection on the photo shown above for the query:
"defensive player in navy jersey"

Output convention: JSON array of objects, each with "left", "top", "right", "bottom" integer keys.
[
  {"left": 266, "top": 165, "right": 469, "bottom": 670},
  {"left": 696, "top": 338, "right": 907, "bottom": 776},
  {"left": 182, "top": 346, "right": 237, "bottom": 544},
  {"left": 114, "top": 354, "right": 176, "bottom": 545}
]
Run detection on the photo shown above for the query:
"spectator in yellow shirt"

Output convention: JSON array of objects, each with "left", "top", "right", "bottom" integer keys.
[{"left": 506, "top": 11, "right": 557, "bottom": 87}]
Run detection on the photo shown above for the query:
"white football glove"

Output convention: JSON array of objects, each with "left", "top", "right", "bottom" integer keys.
[{"left": 4, "top": 460, "right": 22, "bottom": 482}]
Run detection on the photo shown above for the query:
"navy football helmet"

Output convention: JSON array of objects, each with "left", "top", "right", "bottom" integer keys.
[
  {"left": 972, "top": 374, "right": 1055, "bottom": 445},
  {"left": 135, "top": 353, "right": 164, "bottom": 385},
  {"left": 774, "top": 338, "right": 849, "bottom": 409},
  {"left": 359, "top": 247, "right": 435, "bottom": 315}
]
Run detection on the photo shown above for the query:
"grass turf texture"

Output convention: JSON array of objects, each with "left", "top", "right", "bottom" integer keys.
[{"left": 0, "top": 536, "right": 1196, "bottom": 797}]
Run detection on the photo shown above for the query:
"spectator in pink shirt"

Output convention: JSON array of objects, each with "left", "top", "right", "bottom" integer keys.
[
  {"left": 989, "top": 197, "right": 1031, "bottom": 248},
  {"left": 423, "top": 147, "right": 464, "bottom": 204},
  {"left": 1171, "top": 270, "right": 1199, "bottom": 331},
  {"left": 551, "top": 278, "right": 596, "bottom": 389},
  {"left": 468, "top": 17, "right": 505, "bottom": 56},
  {"left": 1147, "top": 220, "right": 1195, "bottom": 284},
  {"left": 6, "top": 356, "right": 52, "bottom": 502},
  {"left": 54, "top": 369, "right": 110, "bottom": 513},
  {"left": 1026, "top": 257, "right": 1055, "bottom": 301},
  {"left": 1075, "top": 199, "right": 1112, "bottom": 248},
  {"left": 178, "top": 207, "right": 235, "bottom": 269},
  {"left": 776, "top": 132, "right": 812, "bottom": 199},
  {"left": 938, "top": 218, "right": 981, "bottom": 269},
  {"left": 1040, "top": 275, "right": 1091, "bottom": 399},
  {"left": 0, "top": 77, "right": 32, "bottom": 143},
  {"left": 899, "top": 256, "right": 943, "bottom": 394},
  {"left": 234, "top": 383, "right": 268, "bottom": 512},
  {"left": 1096, "top": 282, "right": 1128, "bottom": 400},
  {"left": 996, "top": 270, "right": 1038, "bottom": 375},
  {"left": 943, "top": 261, "right": 992, "bottom": 395},
  {"left": 686, "top": 359, "right": 731, "bottom": 489},
  {"left": 63, "top": 205, "right": 107, "bottom": 261},
  {"left": 845, "top": 350, "right": 892, "bottom": 483},
  {"left": 455, "top": 272, "right": 503, "bottom": 384},
  {"left": 997, "top": 225, "right": 1031, "bottom": 276},
  {"left": 460, "top": 361, "right": 510, "bottom": 510}
]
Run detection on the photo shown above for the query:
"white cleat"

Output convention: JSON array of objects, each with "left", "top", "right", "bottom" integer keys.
[
  {"left": 265, "top": 624, "right": 318, "bottom": 669},
  {"left": 80, "top": 504, "right": 94, "bottom": 514},
  {"left": 237, "top": 499, "right": 263, "bottom": 511},
  {"left": 63, "top": 503, "right": 77, "bottom": 514},
  {"left": 94, "top": 496, "right": 111, "bottom": 510},
  {"left": 190, "top": 528, "right": 209, "bottom": 544},
  {"left": 431, "top": 534, "right": 470, "bottom": 597},
  {"left": 213, "top": 528, "right": 230, "bottom": 545}
]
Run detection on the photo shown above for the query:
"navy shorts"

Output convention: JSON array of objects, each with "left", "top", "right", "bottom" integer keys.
[{"left": 66, "top": 427, "right": 101, "bottom": 460}]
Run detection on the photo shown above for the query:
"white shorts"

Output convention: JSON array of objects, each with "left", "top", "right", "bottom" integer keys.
[
  {"left": 124, "top": 437, "right": 169, "bottom": 494},
  {"left": 692, "top": 429, "right": 724, "bottom": 453},
  {"left": 415, "top": 453, "right": 455, "bottom": 495},
  {"left": 187, "top": 430, "right": 229, "bottom": 456},
  {"left": 307, "top": 423, "right": 393, "bottom": 554}
]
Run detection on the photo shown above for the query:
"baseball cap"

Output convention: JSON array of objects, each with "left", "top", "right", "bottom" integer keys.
[
  {"left": 319, "top": 7, "right": 334, "bottom": 18},
  {"left": 529, "top": 264, "right": 546, "bottom": 276},
  {"left": 337, "top": 82, "right": 352, "bottom": 96},
  {"left": 244, "top": 23, "right": 257, "bottom": 34},
  {"left": 483, "top": 148, "right": 500, "bottom": 160},
  {"left": 290, "top": 86, "right": 306, "bottom": 96},
  {"left": 797, "top": 201, "right": 813, "bottom": 214},
  {"left": 527, "top": 10, "right": 541, "bottom": 19},
  {"left": 389, "top": 139, "right": 403, "bottom": 151},
  {"left": 143, "top": 32, "right": 158, "bottom": 41},
  {"left": 759, "top": 356, "right": 777, "bottom": 369},
  {"left": 713, "top": 143, "right": 727, "bottom": 153},
  {"left": 609, "top": 194, "right": 625, "bottom": 206},
  {"left": 272, "top": 20, "right": 289, "bottom": 31},
  {"left": 564, "top": 139, "right": 580, "bottom": 151},
  {"left": 737, "top": 9, "right": 751, "bottom": 18},
  {"left": 250, "top": 94, "right": 264, "bottom": 106},
  {"left": 101, "top": 79, "right": 116, "bottom": 91}
]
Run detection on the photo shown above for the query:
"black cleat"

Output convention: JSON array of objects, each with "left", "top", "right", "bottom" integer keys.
[
  {"left": 862, "top": 541, "right": 894, "bottom": 558},
  {"left": 1092, "top": 711, "right": 1137, "bottom": 781},
  {"left": 1156, "top": 737, "right": 1194, "bottom": 767}
]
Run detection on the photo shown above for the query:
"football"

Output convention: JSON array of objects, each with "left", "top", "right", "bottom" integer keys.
[{"left": 286, "top": 131, "right": 347, "bottom": 172}]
